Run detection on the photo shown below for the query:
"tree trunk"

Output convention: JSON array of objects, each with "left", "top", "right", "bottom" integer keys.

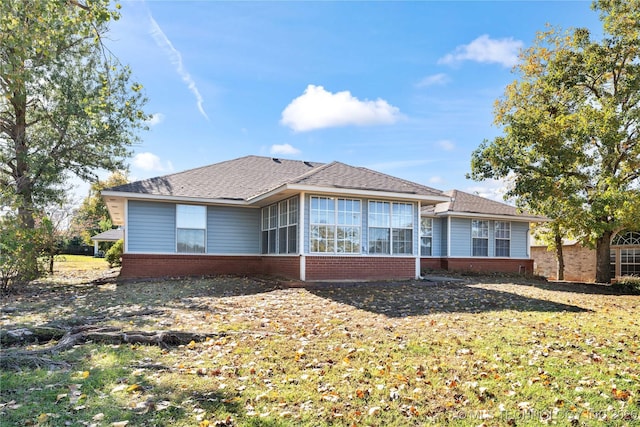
[
  {"left": 595, "top": 230, "right": 613, "bottom": 283},
  {"left": 554, "top": 229, "right": 565, "bottom": 281},
  {"left": 12, "top": 73, "right": 36, "bottom": 230}
]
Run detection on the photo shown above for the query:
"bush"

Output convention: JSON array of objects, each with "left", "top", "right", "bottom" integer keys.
[
  {"left": 105, "top": 239, "right": 123, "bottom": 268},
  {"left": 613, "top": 276, "right": 640, "bottom": 294},
  {"left": 0, "top": 216, "right": 45, "bottom": 293}
]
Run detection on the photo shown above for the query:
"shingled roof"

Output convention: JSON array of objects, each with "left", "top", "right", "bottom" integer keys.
[
  {"left": 423, "top": 189, "right": 544, "bottom": 220},
  {"left": 106, "top": 155, "right": 444, "bottom": 201},
  {"left": 107, "top": 156, "right": 324, "bottom": 201}
]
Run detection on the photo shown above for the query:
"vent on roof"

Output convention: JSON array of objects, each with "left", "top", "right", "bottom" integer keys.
[
  {"left": 272, "top": 158, "right": 281, "bottom": 163},
  {"left": 303, "top": 161, "right": 313, "bottom": 167}
]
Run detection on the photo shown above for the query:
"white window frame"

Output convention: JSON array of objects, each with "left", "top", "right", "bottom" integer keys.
[
  {"left": 420, "top": 217, "right": 433, "bottom": 256},
  {"left": 368, "top": 201, "right": 414, "bottom": 255},
  {"left": 176, "top": 204, "right": 207, "bottom": 253},
  {"left": 310, "top": 196, "right": 361, "bottom": 254},
  {"left": 494, "top": 221, "right": 511, "bottom": 257},
  {"left": 471, "top": 219, "right": 489, "bottom": 257}
]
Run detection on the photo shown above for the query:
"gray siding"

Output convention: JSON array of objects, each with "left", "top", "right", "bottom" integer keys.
[
  {"left": 450, "top": 217, "right": 472, "bottom": 256},
  {"left": 127, "top": 200, "right": 175, "bottom": 253},
  {"left": 207, "top": 206, "right": 260, "bottom": 254},
  {"left": 447, "top": 217, "right": 530, "bottom": 258},
  {"left": 510, "top": 221, "right": 530, "bottom": 258}
]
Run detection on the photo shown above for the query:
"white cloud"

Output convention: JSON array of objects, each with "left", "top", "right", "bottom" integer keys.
[
  {"left": 148, "top": 15, "right": 209, "bottom": 120},
  {"left": 438, "top": 35, "right": 523, "bottom": 68},
  {"left": 281, "top": 85, "right": 403, "bottom": 132},
  {"left": 416, "top": 73, "right": 450, "bottom": 88},
  {"left": 270, "top": 143, "right": 301, "bottom": 156},
  {"left": 133, "top": 152, "right": 174, "bottom": 172},
  {"left": 145, "top": 113, "right": 165, "bottom": 126},
  {"left": 437, "top": 140, "right": 456, "bottom": 151}
]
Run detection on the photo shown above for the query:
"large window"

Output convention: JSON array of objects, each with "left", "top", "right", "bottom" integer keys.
[
  {"left": 310, "top": 196, "right": 361, "bottom": 253},
  {"left": 420, "top": 217, "right": 433, "bottom": 256},
  {"left": 176, "top": 205, "right": 206, "bottom": 253},
  {"left": 620, "top": 249, "right": 640, "bottom": 276},
  {"left": 368, "top": 201, "right": 414, "bottom": 255},
  {"left": 495, "top": 221, "right": 510, "bottom": 257},
  {"left": 262, "top": 197, "right": 298, "bottom": 254},
  {"left": 472, "top": 220, "right": 489, "bottom": 257}
]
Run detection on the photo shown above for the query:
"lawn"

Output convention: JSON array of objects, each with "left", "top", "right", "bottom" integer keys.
[{"left": 1, "top": 260, "right": 638, "bottom": 426}]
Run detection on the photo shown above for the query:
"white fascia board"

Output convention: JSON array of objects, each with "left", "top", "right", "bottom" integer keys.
[
  {"left": 100, "top": 191, "right": 252, "bottom": 206},
  {"left": 250, "top": 184, "right": 451, "bottom": 204},
  {"left": 436, "top": 212, "right": 546, "bottom": 223}
]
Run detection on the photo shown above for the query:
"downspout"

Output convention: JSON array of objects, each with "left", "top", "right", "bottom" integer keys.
[
  {"left": 416, "top": 201, "right": 423, "bottom": 279},
  {"left": 298, "top": 192, "right": 305, "bottom": 281}
]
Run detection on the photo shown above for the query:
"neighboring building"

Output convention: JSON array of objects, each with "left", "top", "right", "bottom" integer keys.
[
  {"left": 90, "top": 228, "right": 124, "bottom": 255},
  {"left": 420, "top": 190, "right": 542, "bottom": 275},
  {"left": 532, "top": 230, "right": 640, "bottom": 282},
  {"left": 102, "top": 155, "right": 540, "bottom": 281}
]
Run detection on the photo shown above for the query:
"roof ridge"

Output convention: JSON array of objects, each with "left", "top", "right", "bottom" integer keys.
[
  {"left": 286, "top": 160, "right": 337, "bottom": 184},
  {"left": 350, "top": 162, "right": 444, "bottom": 195}
]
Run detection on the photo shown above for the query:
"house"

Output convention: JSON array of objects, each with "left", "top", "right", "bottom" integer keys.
[
  {"left": 90, "top": 228, "right": 124, "bottom": 256},
  {"left": 531, "top": 230, "right": 640, "bottom": 282},
  {"left": 420, "top": 190, "right": 542, "bottom": 275},
  {"left": 101, "top": 155, "right": 540, "bottom": 281}
]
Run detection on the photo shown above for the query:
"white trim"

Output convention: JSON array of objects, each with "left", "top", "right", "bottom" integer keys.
[
  {"left": 101, "top": 191, "right": 251, "bottom": 206},
  {"left": 250, "top": 184, "right": 451, "bottom": 205},
  {"left": 416, "top": 201, "right": 422, "bottom": 279},
  {"left": 299, "top": 192, "right": 306, "bottom": 281},
  {"left": 124, "top": 200, "right": 129, "bottom": 254},
  {"left": 435, "top": 212, "right": 544, "bottom": 222}
]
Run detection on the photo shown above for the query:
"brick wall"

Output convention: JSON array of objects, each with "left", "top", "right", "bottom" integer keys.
[
  {"left": 442, "top": 258, "right": 534, "bottom": 275},
  {"left": 120, "top": 254, "right": 300, "bottom": 280},
  {"left": 420, "top": 258, "right": 445, "bottom": 271},
  {"left": 305, "top": 256, "right": 416, "bottom": 281},
  {"left": 531, "top": 245, "right": 596, "bottom": 282}
]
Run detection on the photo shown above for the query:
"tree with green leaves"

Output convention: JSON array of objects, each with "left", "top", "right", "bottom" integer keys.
[
  {"left": 0, "top": 0, "right": 148, "bottom": 229},
  {"left": 71, "top": 171, "right": 128, "bottom": 246},
  {"left": 469, "top": 0, "right": 640, "bottom": 283}
]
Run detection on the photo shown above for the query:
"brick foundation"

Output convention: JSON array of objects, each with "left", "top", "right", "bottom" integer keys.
[
  {"left": 305, "top": 256, "right": 416, "bottom": 281},
  {"left": 119, "top": 254, "right": 301, "bottom": 280},
  {"left": 440, "top": 257, "right": 534, "bottom": 275},
  {"left": 420, "top": 258, "right": 445, "bottom": 271}
]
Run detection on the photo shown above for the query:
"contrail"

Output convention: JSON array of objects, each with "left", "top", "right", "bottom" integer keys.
[{"left": 148, "top": 14, "right": 209, "bottom": 120}]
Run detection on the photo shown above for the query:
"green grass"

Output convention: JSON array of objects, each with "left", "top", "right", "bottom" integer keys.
[{"left": 1, "top": 274, "right": 639, "bottom": 426}]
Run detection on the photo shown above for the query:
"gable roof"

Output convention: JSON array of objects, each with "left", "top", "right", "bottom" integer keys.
[{"left": 423, "top": 189, "right": 545, "bottom": 221}]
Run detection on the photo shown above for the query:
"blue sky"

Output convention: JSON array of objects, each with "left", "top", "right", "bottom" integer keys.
[{"left": 82, "top": 0, "right": 602, "bottom": 202}]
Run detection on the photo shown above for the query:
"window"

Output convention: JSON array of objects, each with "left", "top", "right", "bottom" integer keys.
[
  {"left": 495, "top": 221, "right": 510, "bottom": 257},
  {"left": 310, "top": 196, "right": 361, "bottom": 253},
  {"left": 368, "top": 201, "right": 414, "bottom": 255},
  {"left": 472, "top": 220, "right": 489, "bottom": 256},
  {"left": 261, "top": 204, "right": 277, "bottom": 254},
  {"left": 176, "top": 205, "right": 206, "bottom": 253},
  {"left": 620, "top": 249, "right": 640, "bottom": 276},
  {"left": 262, "top": 197, "right": 298, "bottom": 254},
  {"left": 610, "top": 250, "right": 616, "bottom": 277},
  {"left": 278, "top": 198, "right": 298, "bottom": 254},
  {"left": 420, "top": 217, "right": 433, "bottom": 256}
]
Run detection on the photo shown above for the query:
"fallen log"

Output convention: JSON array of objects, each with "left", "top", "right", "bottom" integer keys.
[{"left": 0, "top": 326, "right": 224, "bottom": 370}]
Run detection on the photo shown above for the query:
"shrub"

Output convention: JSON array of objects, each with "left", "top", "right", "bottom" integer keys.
[
  {"left": 0, "top": 216, "right": 45, "bottom": 293},
  {"left": 105, "top": 239, "right": 123, "bottom": 268},
  {"left": 613, "top": 276, "right": 640, "bottom": 294}
]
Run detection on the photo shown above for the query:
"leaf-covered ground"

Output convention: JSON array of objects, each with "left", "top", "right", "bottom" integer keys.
[{"left": 1, "top": 262, "right": 639, "bottom": 426}]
